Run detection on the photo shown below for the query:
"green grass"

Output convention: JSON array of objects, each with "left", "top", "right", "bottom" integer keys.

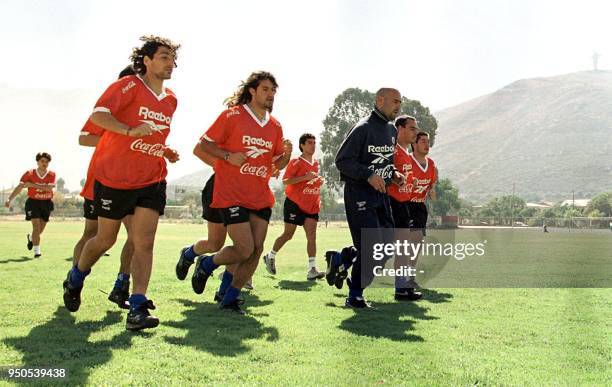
[{"left": 0, "top": 220, "right": 610, "bottom": 386}]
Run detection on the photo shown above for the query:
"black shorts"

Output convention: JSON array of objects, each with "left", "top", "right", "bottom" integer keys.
[
  {"left": 94, "top": 180, "right": 166, "bottom": 220},
  {"left": 201, "top": 174, "right": 222, "bottom": 224},
  {"left": 283, "top": 197, "right": 319, "bottom": 225},
  {"left": 83, "top": 198, "right": 97, "bottom": 220},
  {"left": 25, "top": 198, "right": 54, "bottom": 222},
  {"left": 219, "top": 206, "right": 272, "bottom": 226},
  {"left": 390, "top": 198, "right": 428, "bottom": 234}
]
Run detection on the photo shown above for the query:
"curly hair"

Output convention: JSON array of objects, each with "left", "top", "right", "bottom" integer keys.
[
  {"left": 129, "top": 35, "right": 180, "bottom": 75},
  {"left": 224, "top": 71, "right": 278, "bottom": 108},
  {"left": 36, "top": 152, "right": 51, "bottom": 162}
]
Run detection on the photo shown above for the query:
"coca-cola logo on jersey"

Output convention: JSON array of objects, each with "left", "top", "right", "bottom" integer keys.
[
  {"left": 130, "top": 139, "right": 165, "bottom": 158},
  {"left": 239, "top": 163, "right": 268, "bottom": 178},
  {"left": 139, "top": 106, "right": 172, "bottom": 125},
  {"left": 303, "top": 187, "right": 320, "bottom": 195}
]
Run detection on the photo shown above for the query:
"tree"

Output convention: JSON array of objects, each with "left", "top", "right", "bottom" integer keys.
[
  {"left": 320, "top": 88, "right": 438, "bottom": 191},
  {"left": 480, "top": 195, "right": 526, "bottom": 224},
  {"left": 585, "top": 192, "right": 612, "bottom": 217},
  {"left": 56, "top": 178, "right": 69, "bottom": 194},
  {"left": 430, "top": 178, "right": 461, "bottom": 216}
]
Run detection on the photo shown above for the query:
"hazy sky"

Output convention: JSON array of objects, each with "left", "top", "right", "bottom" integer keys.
[{"left": 1, "top": 0, "right": 610, "bottom": 190}]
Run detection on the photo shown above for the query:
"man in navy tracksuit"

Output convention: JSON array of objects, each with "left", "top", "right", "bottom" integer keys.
[{"left": 325, "top": 88, "right": 406, "bottom": 308}]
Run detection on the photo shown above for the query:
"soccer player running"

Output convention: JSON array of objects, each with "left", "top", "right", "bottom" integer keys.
[
  {"left": 63, "top": 36, "right": 180, "bottom": 331},
  {"left": 398, "top": 131, "right": 437, "bottom": 293},
  {"left": 193, "top": 71, "right": 292, "bottom": 314},
  {"left": 325, "top": 88, "right": 406, "bottom": 308},
  {"left": 386, "top": 115, "right": 424, "bottom": 301},
  {"left": 72, "top": 65, "right": 138, "bottom": 309},
  {"left": 263, "top": 133, "right": 326, "bottom": 280},
  {"left": 5, "top": 152, "right": 56, "bottom": 258}
]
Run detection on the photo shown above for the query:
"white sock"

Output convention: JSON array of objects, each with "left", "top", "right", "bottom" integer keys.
[
  {"left": 308, "top": 257, "right": 316, "bottom": 269},
  {"left": 33, "top": 245, "right": 41, "bottom": 255},
  {"left": 269, "top": 250, "right": 277, "bottom": 259}
]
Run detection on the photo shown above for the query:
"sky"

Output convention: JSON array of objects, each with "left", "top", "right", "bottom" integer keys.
[{"left": 1, "top": 0, "right": 610, "bottom": 190}]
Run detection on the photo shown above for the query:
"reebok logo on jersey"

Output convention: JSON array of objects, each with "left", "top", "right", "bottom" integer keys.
[
  {"left": 368, "top": 145, "right": 394, "bottom": 164},
  {"left": 242, "top": 136, "right": 273, "bottom": 150},
  {"left": 226, "top": 109, "right": 241, "bottom": 118},
  {"left": 138, "top": 106, "right": 172, "bottom": 130},
  {"left": 245, "top": 146, "right": 270, "bottom": 159}
]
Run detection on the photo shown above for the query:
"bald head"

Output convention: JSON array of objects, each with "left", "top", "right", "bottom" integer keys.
[{"left": 375, "top": 88, "right": 401, "bottom": 121}]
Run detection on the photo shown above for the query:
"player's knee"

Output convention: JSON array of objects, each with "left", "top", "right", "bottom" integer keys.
[
  {"left": 252, "top": 244, "right": 264, "bottom": 259},
  {"left": 97, "top": 235, "right": 117, "bottom": 251},
  {"left": 235, "top": 241, "right": 254, "bottom": 261},
  {"left": 209, "top": 239, "right": 225, "bottom": 252}
]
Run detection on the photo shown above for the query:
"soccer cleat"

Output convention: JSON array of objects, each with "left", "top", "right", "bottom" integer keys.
[
  {"left": 62, "top": 271, "right": 83, "bottom": 312},
  {"left": 307, "top": 267, "right": 325, "bottom": 281},
  {"left": 325, "top": 250, "right": 340, "bottom": 286},
  {"left": 334, "top": 269, "right": 348, "bottom": 289},
  {"left": 126, "top": 300, "right": 159, "bottom": 331},
  {"left": 214, "top": 292, "right": 245, "bottom": 305},
  {"left": 175, "top": 246, "right": 194, "bottom": 280},
  {"left": 244, "top": 278, "right": 254, "bottom": 290},
  {"left": 26, "top": 234, "right": 33, "bottom": 251},
  {"left": 34, "top": 254, "right": 42, "bottom": 258},
  {"left": 191, "top": 256, "right": 211, "bottom": 294},
  {"left": 262, "top": 253, "right": 276, "bottom": 275},
  {"left": 108, "top": 280, "right": 130, "bottom": 309},
  {"left": 345, "top": 297, "right": 373, "bottom": 309},
  {"left": 219, "top": 299, "right": 246, "bottom": 315},
  {"left": 394, "top": 288, "right": 422, "bottom": 301}
]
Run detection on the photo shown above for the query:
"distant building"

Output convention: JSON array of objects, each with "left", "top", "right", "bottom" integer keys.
[
  {"left": 560, "top": 199, "right": 590, "bottom": 208},
  {"left": 526, "top": 201, "right": 554, "bottom": 209}
]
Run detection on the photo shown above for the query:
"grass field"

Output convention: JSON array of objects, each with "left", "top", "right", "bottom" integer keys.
[{"left": 0, "top": 220, "right": 610, "bottom": 385}]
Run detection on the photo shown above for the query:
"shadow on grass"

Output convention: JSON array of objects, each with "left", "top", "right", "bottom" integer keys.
[
  {"left": 275, "top": 280, "right": 318, "bottom": 292},
  {"left": 0, "top": 256, "right": 34, "bottom": 264},
  {"left": 164, "top": 295, "right": 279, "bottom": 357},
  {"left": 331, "top": 289, "right": 453, "bottom": 342},
  {"left": 4, "top": 307, "right": 138, "bottom": 386}
]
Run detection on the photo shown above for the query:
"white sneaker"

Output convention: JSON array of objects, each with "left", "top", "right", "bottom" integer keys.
[
  {"left": 263, "top": 253, "right": 276, "bottom": 275},
  {"left": 307, "top": 267, "right": 325, "bottom": 281}
]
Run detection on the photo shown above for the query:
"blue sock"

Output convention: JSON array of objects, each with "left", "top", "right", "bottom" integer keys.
[
  {"left": 222, "top": 286, "right": 240, "bottom": 305},
  {"left": 69, "top": 266, "right": 90, "bottom": 287},
  {"left": 332, "top": 251, "right": 342, "bottom": 266},
  {"left": 183, "top": 245, "right": 198, "bottom": 262},
  {"left": 202, "top": 255, "right": 219, "bottom": 275},
  {"left": 218, "top": 271, "right": 233, "bottom": 296},
  {"left": 395, "top": 276, "right": 408, "bottom": 291},
  {"left": 129, "top": 293, "right": 147, "bottom": 311},
  {"left": 348, "top": 287, "right": 363, "bottom": 300},
  {"left": 114, "top": 272, "right": 130, "bottom": 289}
]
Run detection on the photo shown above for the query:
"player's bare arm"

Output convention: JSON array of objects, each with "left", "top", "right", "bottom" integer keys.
[
  {"left": 274, "top": 139, "right": 293, "bottom": 170},
  {"left": 4, "top": 183, "right": 25, "bottom": 207},
  {"left": 78, "top": 134, "right": 100, "bottom": 147},
  {"left": 283, "top": 171, "right": 317, "bottom": 185},
  {"left": 90, "top": 111, "right": 155, "bottom": 137},
  {"left": 199, "top": 139, "right": 246, "bottom": 167},
  {"left": 193, "top": 142, "right": 219, "bottom": 167}
]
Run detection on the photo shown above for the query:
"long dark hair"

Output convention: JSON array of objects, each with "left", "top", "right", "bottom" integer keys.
[
  {"left": 224, "top": 71, "right": 278, "bottom": 108},
  {"left": 129, "top": 35, "right": 180, "bottom": 75}
]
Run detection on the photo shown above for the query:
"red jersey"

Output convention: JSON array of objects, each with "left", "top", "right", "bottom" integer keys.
[
  {"left": 20, "top": 169, "right": 56, "bottom": 200},
  {"left": 203, "top": 104, "right": 284, "bottom": 210},
  {"left": 92, "top": 75, "right": 177, "bottom": 189},
  {"left": 283, "top": 157, "right": 322, "bottom": 214},
  {"left": 407, "top": 154, "right": 437, "bottom": 203},
  {"left": 79, "top": 120, "right": 104, "bottom": 200},
  {"left": 387, "top": 145, "right": 414, "bottom": 203}
]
